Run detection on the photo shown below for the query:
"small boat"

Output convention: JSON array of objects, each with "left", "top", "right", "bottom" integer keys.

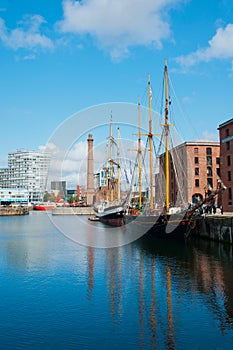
[
  {"left": 88, "top": 216, "right": 100, "bottom": 221},
  {"left": 34, "top": 202, "right": 56, "bottom": 211}
]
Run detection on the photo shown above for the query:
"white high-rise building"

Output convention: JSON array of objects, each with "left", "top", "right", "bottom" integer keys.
[{"left": 0, "top": 150, "right": 50, "bottom": 202}]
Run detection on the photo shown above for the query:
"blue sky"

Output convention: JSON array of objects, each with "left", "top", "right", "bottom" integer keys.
[{"left": 1, "top": 0, "right": 233, "bottom": 168}]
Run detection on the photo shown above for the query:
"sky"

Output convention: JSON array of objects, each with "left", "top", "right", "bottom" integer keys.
[{"left": 1, "top": 0, "right": 233, "bottom": 185}]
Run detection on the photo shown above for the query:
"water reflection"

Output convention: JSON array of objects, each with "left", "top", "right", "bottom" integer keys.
[
  {"left": 1, "top": 213, "right": 233, "bottom": 349},
  {"left": 87, "top": 246, "right": 94, "bottom": 300},
  {"left": 93, "top": 236, "right": 233, "bottom": 348}
]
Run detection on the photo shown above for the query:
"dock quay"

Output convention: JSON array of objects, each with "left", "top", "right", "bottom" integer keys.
[
  {"left": 52, "top": 206, "right": 95, "bottom": 216},
  {"left": 0, "top": 206, "right": 29, "bottom": 216},
  {"left": 193, "top": 213, "right": 233, "bottom": 245}
]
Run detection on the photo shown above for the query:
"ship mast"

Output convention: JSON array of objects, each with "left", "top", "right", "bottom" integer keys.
[
  {"left": 164, "top": 60, "right": 170, "bottom": 214},
  {"left": 117, "top": 127, "right": 121, "bottom": 201},
  {"left": 148, "top": 74, "right": 153, "bottom": 210},
  {"left": 138, "top": 97, "right": 142, "bottom": 207},
  {"left": 105, "top": 138, "right": 109, "bottom": 202},
  {"left": 109, "top": 115, "right": 114, "bottom": 202}
]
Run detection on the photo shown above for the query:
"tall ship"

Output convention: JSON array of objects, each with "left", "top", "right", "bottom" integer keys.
[
  {"left": 123, "top": 60, "right": 226, "bottom": 240},
  {"left": 94, "top": 117, "right": 128, "bottom": 226},
  {"left": 94, "top": 61, "right": 226, "bottom": 240}
]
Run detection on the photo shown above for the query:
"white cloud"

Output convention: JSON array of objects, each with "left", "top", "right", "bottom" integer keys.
[
  {"left": 41, "top": 141, "right": 88, "bottom": 188},
  {"left": 42, "top": 137, "right": 140, "bottom": 189},
  {"left": 176, "top": 23, "right": 233, "bottom": 67},
  {"left": 39, "top": 143, "right": 58, "bottom": 153},
  {"left": 57, "top": 0, "right": 182, "bottom": 59},
  {"left": 0, "top": 14, "right": 54, "bottom": 51}
]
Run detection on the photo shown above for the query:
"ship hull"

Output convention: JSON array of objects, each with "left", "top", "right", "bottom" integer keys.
[
  {"left": 96, "top": 210, "right": 125, "bottom": 227},
  {"left": 94, "top": 204, "right": 125, "bottom": 227},
  {"left": 124, "top": 212, "right": 193, "bottom": 241},
  {"left": 34, "top": 204, "right": 56, "bottom": 211},
  {"left": 96, "top": 209, "right": 193, "bottom": 240}
]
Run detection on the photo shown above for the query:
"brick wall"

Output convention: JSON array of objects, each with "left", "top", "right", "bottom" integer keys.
[{"left": 218, "top": 119, "right": 233, "bottom": 212}]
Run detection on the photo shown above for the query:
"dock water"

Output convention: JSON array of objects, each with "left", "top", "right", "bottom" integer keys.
[{"left": 1, "top": 205, "right": 232, "bottom": 245}]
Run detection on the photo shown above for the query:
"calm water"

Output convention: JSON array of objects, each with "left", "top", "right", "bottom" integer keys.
[{"left": 0, "top": 211, "right": 233, "bottom": 349}]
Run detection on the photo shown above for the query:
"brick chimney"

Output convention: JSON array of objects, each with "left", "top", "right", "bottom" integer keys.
[{"left": 86, "top": 134, "right": 94, "bottom": 206}]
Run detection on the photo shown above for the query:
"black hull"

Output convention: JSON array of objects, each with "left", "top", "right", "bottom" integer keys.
[
  {"left": 98, "top": 212, "right": 125, "bottom": 227},
  {"left": 96, "top": 209, "right": 194, "bottom": 240},
  {"left": 124, "top": 213, "right": 194, "bottom": 241}
]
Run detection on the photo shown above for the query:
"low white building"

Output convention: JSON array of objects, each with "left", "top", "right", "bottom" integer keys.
[{"left": 0, "top": 188, "right": 29, "bottom": 205}]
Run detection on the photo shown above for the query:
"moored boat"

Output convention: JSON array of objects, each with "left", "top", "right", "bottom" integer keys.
[
  {"left": 94, "top": 117, "right": 128, "bottom": 225},
  {"left": 34, "top": 202, "right": 56, "bottom": 211},
  {"left": 95, "top": 61, "right": 226, "bottom": 241},
  {"left": 94, "top": 200, "right": 126, "bottom": 226},
  {"left": 124, "top": 60, "right": 226, "bottom": 240}
]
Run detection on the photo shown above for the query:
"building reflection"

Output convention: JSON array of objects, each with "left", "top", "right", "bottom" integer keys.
[
  {"left": 105, "top": 247, "right": 123, "bottom": 320},
  {"left": 139, "top": 252, "right": 146, "bottom": 349},
  {"left": 136, "top": 236, "right": 233, "bottom": 340},
  {"left": 192, "top": 240, "right": 233, "bottom": 330},
  {"left": 85, "top": 237, "right": 233, "bottom": 347},
  {"left": 87, "top": 246, "right": 94, "bottom": 300},
  {"left": 166, "top": 258, "right": 175, "bottom": 350}
]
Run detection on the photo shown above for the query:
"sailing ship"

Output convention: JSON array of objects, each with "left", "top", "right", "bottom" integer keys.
[
  {"left": 123, "top": 60, "right": 226, "bottom": 240},
  {"left": 94, "top": 61, "right": 226, "bottom": 238},
  {"left": 94, "top": 118, "right": 128, "bottom": 226}
]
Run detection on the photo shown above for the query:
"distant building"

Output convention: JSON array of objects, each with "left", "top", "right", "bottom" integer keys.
[
  {"left": 66, "top": 189, "right": 77, "bottom": 198},
  {"left": 0, "top": 150, "right": 50, "bottom": 202},
  {"left": 0, "top": 188, "right": 29, "bottom": 205},
  {"left": 218, "top": 118, "right": 233, "bottom": 212},
  {"left": 155, "top": 141, "right": 220, "bottom": 206},
  {"left": 51, "top": 181, "right": 66, "bottom": 199},
  {"left": 94, "top": 169, "right": 107, "bottom": 189},
  {"left": 0, "top": 168, "right": 9, "bottom": 188}
]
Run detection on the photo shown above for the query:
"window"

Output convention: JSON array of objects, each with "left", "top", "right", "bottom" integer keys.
[
  {"left": 206, "top": 147, "right": 212, "bottom": 155},
  {"left": 207, "top": 178, "right": 213, "bottom": 188},
  {"left": 216, "top": 157, "right": 220, "bottom": 165},
  {"left": 227, "top": 155, "right": 231, "bottom": 166},
  {"left": 207, "top": 167, "right": 212, "bottom": 176},
  {"left": 229, "top": 187, "right": 232, "bottom": 200},
  {"left": 216, "top": 168, "right": 220, "bottom": 177},
  {"left": 194, "top": 157, "right": 199, "bottom": 164},
  {"left": 228, "top": 171, "right": 231, "bottom": 181},
  {"left": 206, "top": 156, "right": 212, "bottom": 165},
  {"left": 195, "top": 168, "right": 199, "bottom": 176},
  {"left": 226, "top": 141, "right": 230, "bottom": 151},
  {"left": 194, "top": 147, "right": 198, "bottom": 154},
  {"left": 195, "top": 179, "right": 199, "bottom": 187},
  {"left": 226, "top": 128, "right": 230, "bottom": 137}
]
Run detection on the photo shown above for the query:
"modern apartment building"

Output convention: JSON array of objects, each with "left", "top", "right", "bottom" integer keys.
[
  {"left": 0, "top": 150, "right": 50, "bottom": 202},
  {"left": 218, "top": 118, "right": 233, "bottom": 212},
  {"left": 155, "top": 141, "right": 220, "bottom": 206},
  {"left": 0, "top": 168, "right": 9, "bottom": 188}
]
